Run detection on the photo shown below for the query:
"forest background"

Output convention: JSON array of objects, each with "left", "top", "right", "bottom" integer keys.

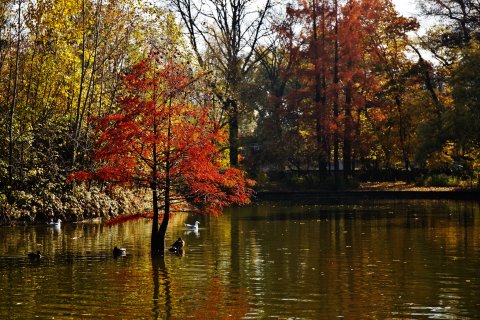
[{"left": 1, "top": 0, "right": 479, "bottom": 223}]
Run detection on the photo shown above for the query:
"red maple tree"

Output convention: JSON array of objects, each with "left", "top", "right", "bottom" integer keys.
[{"left": 74, "top": 52, "right": 254, "bottom": 254}]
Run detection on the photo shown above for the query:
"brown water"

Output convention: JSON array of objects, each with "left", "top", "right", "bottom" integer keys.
[{"left": 0, "top": 199, "right": 479, "bottom": 319}]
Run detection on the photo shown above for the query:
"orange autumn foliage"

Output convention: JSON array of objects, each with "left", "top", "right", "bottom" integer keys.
[{"left": 72, "top": 51, "right": 254, "bottom": 220}]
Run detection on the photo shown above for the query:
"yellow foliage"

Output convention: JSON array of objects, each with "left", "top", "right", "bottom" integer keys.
[
  {"left": 299, "top": 130, "right": 311, "bottom": 138},
  {"left": 425, "top": 142, "right": 455, "bottom": 170}
]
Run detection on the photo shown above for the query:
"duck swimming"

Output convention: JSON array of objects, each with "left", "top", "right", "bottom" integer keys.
[
  {"left": 49, "top": 218, "right": 62, "bottom": 227},
  {"left": 28, "top": 251, "right": 42, "bottom": 259},
  {"left": 113, "top": 246, "right": 126, "bottom": 257},
  {"left": 168, "top": 237, "right": 185, "bottom": 253},
  {"left": 185, "top": 221, "right": 200, "bottom": 232}
]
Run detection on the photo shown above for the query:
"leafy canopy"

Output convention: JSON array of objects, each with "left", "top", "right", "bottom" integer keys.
[{"left": 74, "top": 52, "right": 254, "bottom": 215}]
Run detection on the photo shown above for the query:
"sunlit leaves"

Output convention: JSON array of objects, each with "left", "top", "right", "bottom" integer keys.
[{"left": 76, "top": 52, "right": 253, "bottom": 216}]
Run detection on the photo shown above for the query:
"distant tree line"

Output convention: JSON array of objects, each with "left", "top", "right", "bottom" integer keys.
[{"left": 243, "top": 0, "right": 480, "bottom": 188}]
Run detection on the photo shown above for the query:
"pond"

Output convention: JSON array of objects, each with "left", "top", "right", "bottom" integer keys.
[{"left": 0, "top": 199, "right": 479, "bottom": 319}]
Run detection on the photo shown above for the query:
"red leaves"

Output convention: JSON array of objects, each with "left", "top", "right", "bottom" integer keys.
[
  {"left": 73, "top": 52, "right": 253, "bottom": 218},
  {"left": 68, "top": 171, "right": 91, "bottom": 183},
  {"left": 105, "top": 212, "right": 154, "bottom": 226}
]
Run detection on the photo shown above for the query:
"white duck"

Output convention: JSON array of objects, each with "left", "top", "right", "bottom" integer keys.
[
  {"left": 185, "top": 221, "right": 200, "bottom": 232},
  {"left": 49, "top": 218, "right": 62, "bottom": 227}
]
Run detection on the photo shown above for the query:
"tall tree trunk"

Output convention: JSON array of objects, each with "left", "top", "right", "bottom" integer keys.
[
  {"left": 458, "top": 0, "right": 471, "bottom": 43},
  {"left": 410, "top": 46, "right": 443, "bottom": 120},
  {"left": 157, "top": 183, "right": 170, "bottom": 254},
  {"left": 228, "top": 99, "right": 239, "bottom": 167},
  {"left": 156, "top": 98, "right": 173, "bottom": 254},
  {"left": 343, "top": 1, "right": 355, "bottom": 179},
  {"left": 72, "top": 0, "right": 88, "bottom": 167},
  {"left": 151, "top": 114, "right": 160, "bottom": 252},
  {"left": 343, "top": 82, "right": 353, "bottom": 178},
  {"left": 333, "top": 0, "right": 340, "bottom": 183},
  {"left": 395, "top": 95, "right": 411, "bottom": 174},
  {"left": 7, "top": 0, "right": 21, "bottom": 198},
  {"left": 312, "top": 0, "right": 327, "bottom": 179},
  {"left": 172, "top": 0, "right": 271, "bottom": 168},
  {"left": 151, "top": 181, "right": 160, "bottom": 251}
]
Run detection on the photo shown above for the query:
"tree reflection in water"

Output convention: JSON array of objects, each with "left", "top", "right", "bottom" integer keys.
[
  {"left": 152, "top": 256, "right": 172, "bottom": 320},
  {"left": 0, "top": 201, "right": 478, "bottom": 319}
]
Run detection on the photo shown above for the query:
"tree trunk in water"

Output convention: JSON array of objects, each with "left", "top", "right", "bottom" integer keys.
[
  {"left": 151, "top": 186, "right": 160, "bottom": 253},
  {"left": 156, "top": 144, "right": 172, "bottom": 254},
  {"left": 151, "top": 106, "right": 161, "bottom": 253},
  {"left": 157, "top": 199, "right": 170, "bottom": 255},
  {"left": 153, "top": 98, "right": 173, "bottom": 255}
]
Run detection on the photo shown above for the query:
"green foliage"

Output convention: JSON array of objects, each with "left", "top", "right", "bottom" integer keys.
[
  {"left": 415, "top": 174, "right": 476, "bottom": 188},
  {"left": 452, "top": 42, "right": 480, "bottom": 145},
  {"left": 425, "top": 174, "right": 451, "bottom": 187}
]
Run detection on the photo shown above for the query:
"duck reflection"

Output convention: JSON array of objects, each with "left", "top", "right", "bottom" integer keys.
[
  {"left": 168, "top": 238, "right": 185, "bottom": 255},
  {"left": 184, "top": 229, "right": 199, "bottom": 237},
  {"left": 151, "top": 256, "right": 172, "bottom": 320}
]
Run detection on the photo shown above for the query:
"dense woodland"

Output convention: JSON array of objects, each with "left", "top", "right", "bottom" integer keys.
[{"left": 1, "top": 0, "right": 480, "bottom": 222}]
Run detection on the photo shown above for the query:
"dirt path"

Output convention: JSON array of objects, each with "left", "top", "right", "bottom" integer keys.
[{"left": 358, "top": 181, "right": 463, "bottom": 192}]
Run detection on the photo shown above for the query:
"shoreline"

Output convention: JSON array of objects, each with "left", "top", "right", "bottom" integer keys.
[
  {"left": 254, "top": 189, "right": 480, "bottom": 202},
  {"left": 2, "top": 184, "right": 478, "bottom": 225}
]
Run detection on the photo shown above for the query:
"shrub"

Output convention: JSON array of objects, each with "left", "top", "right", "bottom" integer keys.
[
  {"left": 0, "top": 183, "right": 150, "bottom": 224},
  {"left": 424, "top": 174, "right": 451, "bottom": 187}
]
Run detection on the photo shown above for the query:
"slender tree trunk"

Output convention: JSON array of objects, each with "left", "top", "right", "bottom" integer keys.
[
  {"left": 157, "top": 178, "right": 170, "bottom": 254},
  {"left": 343, "top": 1, "right": 355, "bottom": 179},
  {"left": 7, "top": 0, "right": 21, "bottom": 197},
  {"left": 228, "top": 99, "right": 239, "bottom": 167},
  {"left": 312, "top": 0, "right": 327, "bottom": 179},
  {"left": 24, "top": 33, "right": 38, "bottom": 110},
  {"left": 319, "top": 0, "right": 329, "bottom": 178},
  {"left": 172, "top": 0, "right": 271, "bottom": 168},
  {"left": 151, "top": 112, "right": 160, "bottom": 252},
  {"left": 458, "top": 0, "right": 470, "bottom": 43},
  {"left": 333, "top": 0, "right": 340, "bottom": 182},
  {"left": 151, "top": 182, "right": 160, "bottom": 251},
  {"left": 410, "top": 46, "right": 443, "bottom": 119},
  {"left": 79, "top": 0, "right": 102, "bottom": 143},
  {"left": 72, "top": 0, "right": 88, "bottom": 167},
  {"left": 344, "top": 82, "right": 353, "bottom": 178},
  {"left": 395, "top": 95, "right": 411, "bottom": 174},
  {"left": 156, "top": 98, "right": 173, "bottom": 254}
]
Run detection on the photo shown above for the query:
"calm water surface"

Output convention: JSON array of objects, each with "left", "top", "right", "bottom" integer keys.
[{"left": 0, "top": 199, "right": 479, "bottom": 319}]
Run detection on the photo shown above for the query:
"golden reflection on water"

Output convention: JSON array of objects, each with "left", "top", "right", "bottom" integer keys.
[{"left": 0, "top": 199, "right": 479, "bottom": 319}]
